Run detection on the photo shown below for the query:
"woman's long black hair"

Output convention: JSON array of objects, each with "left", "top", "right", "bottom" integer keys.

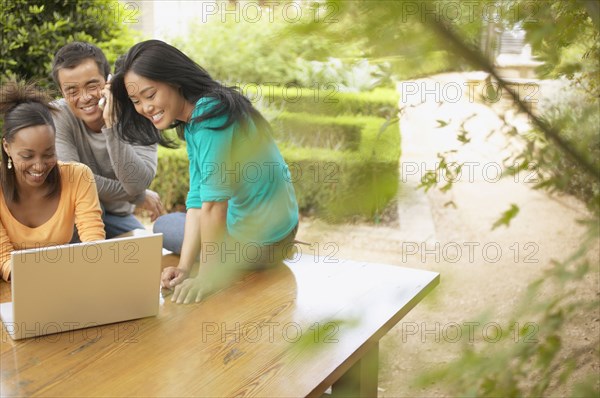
[{"left": 111, "top": 40, "right": 272, "bottom": 147}]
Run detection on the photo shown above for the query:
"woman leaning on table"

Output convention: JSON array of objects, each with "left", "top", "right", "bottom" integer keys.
[
  {"left": 0, "top": 80, "right": 105, "bottom": 282},
  {"left": 110, "top": 40, "right": 299, "bottom": 304}
]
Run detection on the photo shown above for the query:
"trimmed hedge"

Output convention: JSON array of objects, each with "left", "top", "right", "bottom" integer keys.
[
  {"left": 279, "top": 114, "right": 400, "bottom": 222},
  {"left": 272, "top": 112, "right": 362, "bottom": 151},
  {"left": 243, "top": 85, "right": 399, "bottom": 117},
  {"left": 152, "top": 114, "right": 400, "bottom": 222},
  {"left": 150, "top": 145, "right": 189, "bottom": 211}
]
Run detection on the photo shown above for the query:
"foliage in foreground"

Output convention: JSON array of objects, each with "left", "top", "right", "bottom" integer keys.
[{"left": 288, "top": 0, "right": 600, "bottom": 396}]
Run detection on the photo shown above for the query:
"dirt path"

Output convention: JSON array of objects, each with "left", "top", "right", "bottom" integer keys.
[{"left": 296, "top": 73, "right": 600, "bottom": 396}]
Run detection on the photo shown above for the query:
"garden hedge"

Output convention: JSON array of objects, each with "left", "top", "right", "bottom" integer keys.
[
  {"left": 272, "top": 112, "right": 362, "bottom": 151},
  {"left": 150, "top": 113, "right": 400, "bottom": 222},
  {"left": 149, "top": 145, "right": 189, "bottom": 212},
  {"left": 279, "top": 114, "right": 400, "bottom": 222},
  {"left": 243, "top": 85, "right": 399, "bottom": 117}
]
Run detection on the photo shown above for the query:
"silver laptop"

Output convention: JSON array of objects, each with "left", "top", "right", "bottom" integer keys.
[{"left": 0, "top": 233, "right": 163, "bottom": 340}]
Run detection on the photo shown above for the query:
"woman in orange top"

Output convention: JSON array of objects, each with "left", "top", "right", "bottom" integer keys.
[{"left": 0, "top": 81, "right": 105, "bottom": 281}]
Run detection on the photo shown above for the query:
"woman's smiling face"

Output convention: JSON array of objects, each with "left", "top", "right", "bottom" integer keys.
[
  {"left": 124, "top": 71, "right": 192, "bottom": 130},
  {"left": 2, "top": 125, "right": 57, "bottom": 189}
]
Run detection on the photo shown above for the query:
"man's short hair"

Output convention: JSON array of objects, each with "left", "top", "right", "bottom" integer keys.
[{"left": 51, "top": 42, "right": 110, "bottom": 88}]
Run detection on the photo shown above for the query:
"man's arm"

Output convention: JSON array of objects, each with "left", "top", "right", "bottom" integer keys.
[
  {"left": 103, "top": 125, "right": 158, "bottom": 199},
  {"left": 94, "top": 176, "right": 146, "bottom": 203}
]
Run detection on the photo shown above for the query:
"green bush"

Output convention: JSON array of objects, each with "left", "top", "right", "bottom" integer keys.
[
  {"left": 280, "top": 116, "right": 399, "bottom": 222},
  {"left": 294, "top": 58, "right": 395, "bottom": 91},
  {"left": 514, "top": 84, "right": 600, "bottom": 215},
  {"left": 153, "top": 115, "right": 400, "bottom": 222},
  {"left": 150, "top": 145, "right": 189, "bottom": 212},
  {"left": 1, "top": 0, "right": 140, "bottom": 88},
  {"left": 171, "top": 5, "right": 362, "bottom": 86},
  {"left": 243, "top": 85, "right": 399, "bottom": 118},
  {"left": 273, "top": 112, "right": 362, "bottom": 151}
]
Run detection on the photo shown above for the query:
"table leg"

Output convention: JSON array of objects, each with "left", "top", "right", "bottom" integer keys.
[{"left": 330, "top": 342, "right": 379, "bottom": 398}]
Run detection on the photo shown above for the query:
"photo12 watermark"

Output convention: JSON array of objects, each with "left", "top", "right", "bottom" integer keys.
[
  {"left": 401, "top": 241, "right": 540, "bottom": 264},
  {"left": 199, "top": 1, "right": 339, "bottom": 24},
  {"left": 199, "top": 241, "right": 339, "bottom": 265},
  {"left": 399, "top": 1, "right": 539, "bottom": 24},
  {"left": 198, "top": 160, "right": 340, "bottom": 185},
  {"left": 401, "top": 161, "right": 541, "bottom": 184},
  {"left": 75, "top": 1, "right": 140, "bottom": 24},
  {"left": 1, "top": 321, "right": 139, "bottom": 343},
  {"left": 399, "top": 80, "right": 540, "bottom": 106},
  {"left": 238, "top": 82, "right": 340, "bottom": 105},
  {"left": 199, "top": 321, "right": 340, "bottom": 344},
  {"left": 401, "top": 321, "right": 539, "bottom": 344},
  {"left": 3, "top": 240, "right": 141, "bottom": 265}
]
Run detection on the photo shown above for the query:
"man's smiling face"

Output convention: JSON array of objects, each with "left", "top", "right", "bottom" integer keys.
[{"left": 57, "top": 58, "right": 107, "bottom": 132}]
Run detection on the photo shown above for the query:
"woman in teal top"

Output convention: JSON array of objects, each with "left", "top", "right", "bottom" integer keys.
[{"left": 110, "top": 40, "right": 299, "bottom": 304}]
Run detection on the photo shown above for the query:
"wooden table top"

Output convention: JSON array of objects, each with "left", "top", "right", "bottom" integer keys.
[{"left": 0, "top": 254, "right": 439, "bottom": 397}]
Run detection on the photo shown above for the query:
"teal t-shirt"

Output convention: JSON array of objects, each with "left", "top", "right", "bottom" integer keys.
[{"left": 185, "top": 97, "right": 298, "bottom": 245}]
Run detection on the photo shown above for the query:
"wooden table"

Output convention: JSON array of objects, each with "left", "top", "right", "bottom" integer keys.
[{"left": 0, "top": 254, "right": 439, "bottom": 397}]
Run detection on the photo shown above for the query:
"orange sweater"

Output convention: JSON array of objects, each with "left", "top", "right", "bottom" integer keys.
[{"left": 0, "top": 162, "right": 105, "bottom": 281}]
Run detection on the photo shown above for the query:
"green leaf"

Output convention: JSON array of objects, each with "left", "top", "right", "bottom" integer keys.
[
  {"left": 28, "top": 4, "right": 44, "bottom": 14},
  {"left": 457, "top": 132, "right": 470, "bottom": 144},
  {"left": 443, "top": 200, "right": 457, "bottom": 208},
  {"left": 537, "top": 335, "right": 561, "bottom": 367},
  {"left": 491, "top": 204, "right": 520, "bottom": 230}
]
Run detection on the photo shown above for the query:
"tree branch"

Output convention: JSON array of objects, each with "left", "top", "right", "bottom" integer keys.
[{"left": 426, "top": 20, "right": 600, "bottom": 182}]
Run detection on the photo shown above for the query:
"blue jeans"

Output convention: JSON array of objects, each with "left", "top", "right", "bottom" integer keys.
[
  {"left": 153, "top": 212, "right": 185, "bottom": 255},
  {"left": 71, "top": 212, "right": 145, "bottom": 242},
  {"left": 103, "top": 212, "right": 145, "bottom": 238},
  {"left": 151, "top": 213, "right": 297, "bottom": 260}
]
